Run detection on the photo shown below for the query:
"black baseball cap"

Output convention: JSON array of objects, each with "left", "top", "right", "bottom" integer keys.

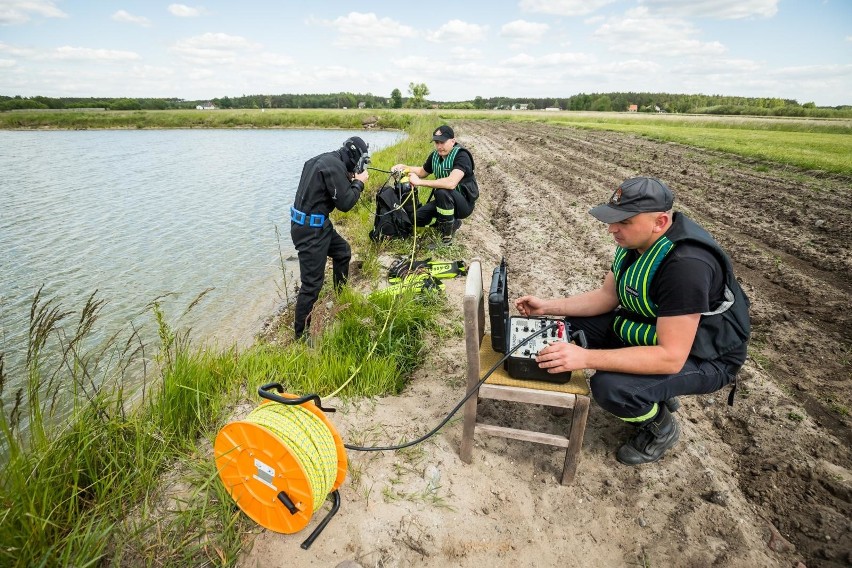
[
  {"left": 589, "top": 177, "right": 675, "bottom": 223},
  {"left": 432, "top": 125, "right": 454, "bottom": 142}
]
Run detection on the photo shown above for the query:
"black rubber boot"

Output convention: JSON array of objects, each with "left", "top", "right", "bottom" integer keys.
[
  {"left": 437, "top": 219, "right": 462, "bottom": 245},
  {"left": 665, "top": 397, "right": 681, "bottom": 412},
  {"left": 616, "top": 404, "right": 681, "bottom": 465}
]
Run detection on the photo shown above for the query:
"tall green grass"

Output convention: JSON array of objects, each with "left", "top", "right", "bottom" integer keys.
[
  {"left": 0, "top": 292, "right": 250, "bottom": 566},
  {"left": 0, "top": 108, "right": 416, "bottom": 131}
]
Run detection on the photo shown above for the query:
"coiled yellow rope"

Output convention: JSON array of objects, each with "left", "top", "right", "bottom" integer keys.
[{"left": 245, "top": 403, "right": 338, "bottom": 512}]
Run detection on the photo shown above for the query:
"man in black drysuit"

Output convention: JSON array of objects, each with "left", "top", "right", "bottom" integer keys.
[
  {"left": 516, "top": 177, "right": 750, "bottom": 465},
  {"left": 290, "top": 137, "right": 369, "bottom": 340}
]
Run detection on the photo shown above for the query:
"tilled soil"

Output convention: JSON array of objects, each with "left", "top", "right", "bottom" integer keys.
[{"left": 241, "top": 120, "right": 851, "bottom": 568}]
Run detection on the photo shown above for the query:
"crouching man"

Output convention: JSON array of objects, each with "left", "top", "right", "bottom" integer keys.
[{"left": 516, "top": 177, "right": 750, "bottom": 465}]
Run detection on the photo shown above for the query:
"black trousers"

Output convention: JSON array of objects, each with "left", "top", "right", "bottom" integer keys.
[
  {"left": 291, "top": 222, "right": 351, "bottom": 338},
  {"left": 415, "top": 188, "right": 473, "bottom": 227},
  {"left": 568, "top": 313, "right": 739, "bottom": 420}
]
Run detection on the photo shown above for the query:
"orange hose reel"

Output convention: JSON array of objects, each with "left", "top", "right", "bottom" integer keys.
[{"left": 214, "top": 385, "right": 347, "bottom": 548}]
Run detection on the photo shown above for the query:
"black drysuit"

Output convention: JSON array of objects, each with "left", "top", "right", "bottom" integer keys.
[{"left": 291, "top": 149, "right": 363, "bottom": 338}]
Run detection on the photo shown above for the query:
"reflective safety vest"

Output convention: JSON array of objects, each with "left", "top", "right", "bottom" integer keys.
[
  {"left": 612, "top": 236, "right": 673, "bottom": 346},
  {"left": 430, "top": 146, "right": 461, "bottom": 182},
  {"left": 428, "top": 145, "right": 479, "bottom": 203},
  {"left": 611, "top": 213, "right": 751, "bottom": 361}
]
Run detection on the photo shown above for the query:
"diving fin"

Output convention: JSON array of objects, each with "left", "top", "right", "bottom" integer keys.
[
  {"left": 388, "top": 257, "right": 467, "bottom": 282},
  {"left": 425, "top": 259, "right": 467, "bottom": 279},
  {"left": 388, "top": 257, "right": 430, "bottom": 281},
  {"left": 370, "top": 272, "right": 445, "bottom": 300}
]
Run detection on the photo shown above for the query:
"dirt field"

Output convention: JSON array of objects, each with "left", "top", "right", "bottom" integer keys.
[{"left": 240, "top": 120, "right": 851, "bottom": 568}]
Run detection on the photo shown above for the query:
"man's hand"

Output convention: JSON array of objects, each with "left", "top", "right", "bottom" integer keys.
[
  {"left": 354, "top": 170, "right": 369, "bottom": 183},
  {"left": 408, "top": 172, "right": 422, "bottom": 187},
  {"left": 515, "top": 295, "right": 546, "bottom": 316},
  {"left": 535, "top": 341, "right": 586, "bottom": 374}
]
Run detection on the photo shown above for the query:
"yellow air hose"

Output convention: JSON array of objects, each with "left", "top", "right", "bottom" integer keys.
[
  {"left": 246, "top": 403, "right": 337, "bottom": 511},
  {"left": 214, "top": 391, "right": 347, "bottom": 536}
]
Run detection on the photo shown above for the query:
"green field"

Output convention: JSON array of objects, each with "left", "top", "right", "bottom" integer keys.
[{"left": 3, "top": 108, "right": 850, "bottom": 175}]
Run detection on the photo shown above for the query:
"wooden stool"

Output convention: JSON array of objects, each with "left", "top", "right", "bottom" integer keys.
[{"left": 459, "top": 259, "right": 591, "bottom": 485}]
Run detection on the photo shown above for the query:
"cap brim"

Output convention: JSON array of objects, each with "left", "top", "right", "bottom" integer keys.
[
  {"left": 432, "top": 136, "right": 450, "bottom": 142},
  {"left": 589, "top": 204, "right": 639, "bottom": 223}
]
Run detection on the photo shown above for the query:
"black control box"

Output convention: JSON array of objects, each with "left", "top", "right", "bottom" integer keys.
[{"left": 506, "top": 316, "right": 572, "bottom": 383}]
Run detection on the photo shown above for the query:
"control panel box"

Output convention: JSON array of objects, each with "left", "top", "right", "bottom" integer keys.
[{"left": 506, "top": 316, "right": 572, "bottom": 384}]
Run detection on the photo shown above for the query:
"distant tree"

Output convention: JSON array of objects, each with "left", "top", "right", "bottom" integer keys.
[
  {"left": 141, "top": 99, "right": 168, "bottom": 110},
  {"left": 214, "top": 96, "right": 233, "bottom": 109},
  {"left": 0, "top": 98, "right": 48, "bottom": 111},
  {"left": 591, "top": 95, "right": 612, "bottom": 112},
  {"left": 406, "top": 82, "right": 430, "bottom": 108},
  {"left": 109, "top": 98, "right": 141, "bottom": 110},
  {"left": 802, "top": 101, "right": 816, "bottom": 109},
  {"left": 390, "top": 88, "right": 403, "bottom": 108},
  {"left": 473, "top": 96, "right": 485, "bottom": 109}
]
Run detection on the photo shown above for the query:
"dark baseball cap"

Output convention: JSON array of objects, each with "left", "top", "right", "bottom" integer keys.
[
  {"left": 589, "top": 177, "right": 675, "bottom": 223},
  {"left": 432, "top": 125, "right": 455, "bottom": 142}
]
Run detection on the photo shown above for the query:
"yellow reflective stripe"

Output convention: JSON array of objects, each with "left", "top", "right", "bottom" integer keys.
[
  {"left": 436, "top": 206, "right": 454, "bottom": 215},
  {"left": 621, "top": 403, "right": 659, "bottom": 423}
]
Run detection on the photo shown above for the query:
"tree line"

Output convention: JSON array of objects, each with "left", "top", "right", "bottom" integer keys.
[{"left": 1, "top": 88, "right": 848, "bottom": 117}]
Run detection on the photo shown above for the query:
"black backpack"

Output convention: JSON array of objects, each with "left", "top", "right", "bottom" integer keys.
[{"left": 369, "top": 182, "right": 417, "bottom": 241}]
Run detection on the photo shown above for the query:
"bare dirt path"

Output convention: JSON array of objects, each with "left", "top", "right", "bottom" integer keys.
[{"left": 240, "top": 120, "right": 851, "bottom": 568}]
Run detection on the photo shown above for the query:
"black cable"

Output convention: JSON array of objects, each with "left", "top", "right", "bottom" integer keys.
[
  {"left": 367, "top": 166, "right": 396, "bottom": 175},
  {"left": 344, "top": 323, "right": 559, "bottom": 452}
]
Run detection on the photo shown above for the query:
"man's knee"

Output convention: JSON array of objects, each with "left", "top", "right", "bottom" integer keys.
[{"left": 590, "top": 372, "right": 630, "bottom": 415}]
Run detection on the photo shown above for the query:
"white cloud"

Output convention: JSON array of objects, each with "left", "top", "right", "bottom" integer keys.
[
  {"left": 594, "top": 7, "right": 726, "bottom": 56},
  {"left": 520, "top": 0, "right": 616, "bottom": 17},
  {"left": 502, "top": 51, "right": 594, "bottom": 68},
  {"left": 238, "top": 52, "right": 295, "bottom": 69},
  {"left": 426, "top": 19, "right": 487, "bottom": 44},
  {"left": 450, "top": 46, "right": 484, "bottom": 60},
  {"left": 171, "top": 33, "right": 262, "bottom": 64},
  {"left": 168, "top": 4, "right": 205, "bottom": 18},
  {"left": 0, "top": 0, "right": 67, "bottom": 25},
  {"left": 500, "top": 20, "right": 549, "bottom": 45},
  {"left": 0, "top": 41, "right": 36, "bottom": 57},
  {"left": 0, "top": 58, "right": 16, "bottom": 67},
  {"left": 52, "top": 46, "right": 141, "bottom": 62},
  {"left": 639, "top": 0, "right": 779, "bottom": 20},
  {"left": 313, "top": 12, "right": 415, "bottom": 48},
  {"left": 112, "top": 10, "right": 151, "bottom": 27},
  {"left": 671, "top": 57, "right": 762, "bottom": 75}
]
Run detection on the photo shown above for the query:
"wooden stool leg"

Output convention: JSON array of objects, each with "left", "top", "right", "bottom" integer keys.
[
  {"left": 560, "top": 395, "right": 590, "bottom": 485},
  {"left": 460, "top": 383, "right": 479, "bottom": 463}
]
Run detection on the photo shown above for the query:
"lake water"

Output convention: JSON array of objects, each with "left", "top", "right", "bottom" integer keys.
[{"left": 0, "top": 128, "right": 403, "bottom": 390}]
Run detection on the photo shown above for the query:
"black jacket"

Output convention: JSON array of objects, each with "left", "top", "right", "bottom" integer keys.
[
  {"left": 665, "top": 213, "right": 751, "bottom": 362},
  {"left": 293, "top": 149, "right": 363, "bottom": 218}
]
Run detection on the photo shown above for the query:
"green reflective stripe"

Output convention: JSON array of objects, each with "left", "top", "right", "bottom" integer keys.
[
  {"left": 612, "top": 247, "right": 628, "bottom": 277},
  {"left": 431, "top": 146, "right": 460, "bottom": 179},
  {"left": 621, "top": 403, "right": 659, "bottom": 423},
  {"left": 614, "top": 317, "right": 659, "bottom": 347},
  {"left": 612, "top": 237, "right": 675, "bottom": 346},
  {"left": 636, "top": 238, "right": 673, "bottom": 316},
  {"left": 436, "top": 206, "right": 454, "bottom": 216}
]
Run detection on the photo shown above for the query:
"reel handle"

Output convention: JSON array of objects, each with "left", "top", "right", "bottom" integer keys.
[{"left": 258, "top": 383, "right": 336, "bottom": 413}]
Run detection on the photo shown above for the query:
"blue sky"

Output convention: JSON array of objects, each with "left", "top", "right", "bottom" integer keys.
[{"left": 1, "top": 0, "right": 850, "bottom": 106}]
